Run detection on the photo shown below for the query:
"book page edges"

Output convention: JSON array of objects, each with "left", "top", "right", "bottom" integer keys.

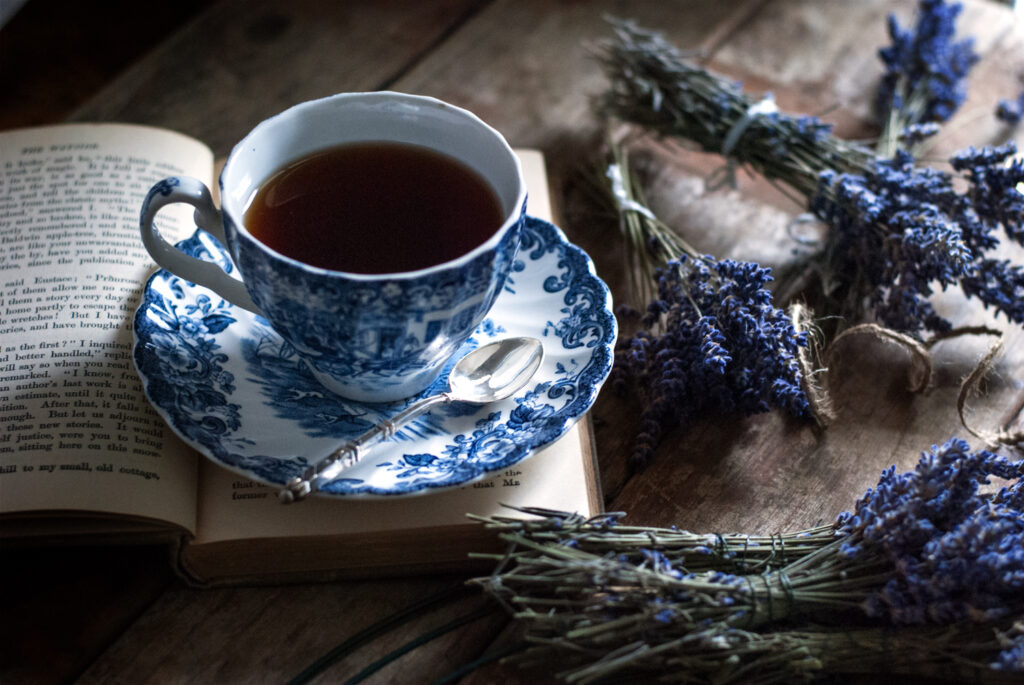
[{"left": 180, "top": 419, "right": 599, "bottom": 585}]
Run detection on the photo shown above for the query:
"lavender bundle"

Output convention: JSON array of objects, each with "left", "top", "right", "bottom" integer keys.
[
  {"left": 611, "top": 256, "right": 810, "bottom": 468},
  {"left": 598, "top": 145, "right": 811, "bottom": 468},
  {"left": 597, "top": 19, "right": 1024, "bottom": 339},
  {"left": 875, "top": 0, "right": 979, "bottom": 156},
  {"left": 472, "top": 439, "right": 1024, "bottom": 683}
]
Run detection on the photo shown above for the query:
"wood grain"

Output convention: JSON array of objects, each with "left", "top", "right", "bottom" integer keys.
[
  {"left": 0, "top": 544, "right": 174, "bottom": 685},
  {"left": 4, "top": 0, "right": 1022, "bottom": 682},
  {"left": 595, "top": 0, "right": 1024, "bottom": 533},
  {"left": 0, "top": 0, "right": 212, "bottom": 129},
  {"left": 77, "top": 580, "right": 509, "bottom": 684},
  {"left": 69, "top": 0, "right": 490, "bottom": 156}
]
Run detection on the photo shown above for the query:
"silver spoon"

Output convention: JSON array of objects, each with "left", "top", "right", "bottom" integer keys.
[{"left": 278, "top": 336, "right": 544, "bottom": 503}]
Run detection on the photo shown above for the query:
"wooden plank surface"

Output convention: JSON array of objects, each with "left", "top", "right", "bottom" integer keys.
[
  {"left": 600, "top": 0, "right": 1024, "bottom": 533},
  {"left": 3, "top": 0, "right": 1022, "bottom": 682},
  {"left": 69, "top": 0, "right": 491, "bottom": 155}
]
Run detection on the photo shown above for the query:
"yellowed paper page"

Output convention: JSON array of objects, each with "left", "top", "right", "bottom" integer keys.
[
  {"left": 193, "top": 422, "right": 592, "bottom": 544},
  {"left": 0, "top": 124, "right": 209, "bottom": 533}
]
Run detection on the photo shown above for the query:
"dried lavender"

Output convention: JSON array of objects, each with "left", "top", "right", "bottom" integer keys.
[
  {"left": 593, "top": 143, "right": 810, "bottom": 469},
  {"left": 598, "top": 20, "right": 870, "bottom": 197},
  {"left": 875, "top": 0, "right": 979, "bottom": 156},
  {"left": 594, "top": 142, "right": 679, "bottom": 310},
  {"left": 996, "top": 90, "right": 1024, "bottom": 125},
  {"left": 898, "top": 121, "right": 942, "bottom": 147},
  {"left": 810, "top": 144, "right": 1024, "bottom": 333},
  {"left": 472, "top": 506, "right": 838, "bottom": 574},
  {"left": 612, "top": 255, "right": 809, "bottom": 468},
  {"left": 472, "top": 439, "right": 1024, "bottom": 682},
  {"left": 836, "top": 438, "right": 1024, "bottom": 625},
  {"left": 598, "top": 20, "right": 1024, "bottom": 338},
  {"left": 951, "top": 144, "right": 1024, "bottom": 324},
  {"left": 509, "top": 622, "right": 1024, "bottom": 684}
]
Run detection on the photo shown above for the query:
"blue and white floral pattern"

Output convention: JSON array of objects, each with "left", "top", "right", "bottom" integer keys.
[
  {"left": 133, "top": 216, "right": 616, "bottom": 497},
  {"left": 224, "top": 204, "right": 523, "bottom": 401}
]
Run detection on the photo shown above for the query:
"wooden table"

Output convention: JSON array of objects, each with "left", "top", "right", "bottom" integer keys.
[{"left": 3, "top": 1, "right": 1022, "bottom": 682}]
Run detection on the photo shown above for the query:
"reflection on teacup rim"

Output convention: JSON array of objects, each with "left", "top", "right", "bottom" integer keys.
[{"left": 218, "top": 91, "right": 528, "bottom": 280}]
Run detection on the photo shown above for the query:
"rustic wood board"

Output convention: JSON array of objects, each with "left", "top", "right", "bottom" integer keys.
[
  {"left": 77, "top": 580, "right": 508, "bottom": 685},
  {"left": 0, "top": 544, "right": 175, "bottom": 684},
  {"left": 3, "top": 0, "right": 1021, "bottom": 683},
  {"left": 69, "top": 0, "right": 491, "bottom": 156},
  {"left": 602, "top": 0, "right": 1024, "bottom": 533}
]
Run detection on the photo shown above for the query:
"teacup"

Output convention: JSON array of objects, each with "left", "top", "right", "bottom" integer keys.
[{"left": 139, "top": 92, "right": 527, "bottom": 403}]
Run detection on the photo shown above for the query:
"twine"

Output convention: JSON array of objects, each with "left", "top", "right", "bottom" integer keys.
[
  {"left": 707, "top": 95, "right": 779, "bottom": 191},
  {"left": 924, "top": 325, "right": 1004, "bottom": 346},
  {"left": 744, "top": 570, "right": 796, "bottom": 626},
  {"left": 723, "top": 95, "right": 779, "bottom": 157},
  {"left": 955, "top": 338, "right": 1024, "bottom": 448},
  {"left": 823, "top": 321, "right": 1021, "bottom": 448},
  {"left": 922, "top": 326, "right": 1021, "bottom": 448},
  {"left": 828, "top": 323, "right": 933, "bottom": 393},
  {"left": 791, "top": 303, "right": 836, "bottom": 426},
  {"left": 606, "top": 163, "right": 656, "bottom": 218},
  {"left": 713, "top": 533, "right": 728, "bottom": 560},
  {"left": 786, "top": 213, "right": 824, "bottom": 247},
  {"left": 772, "top": 532, "right": 788, "bottom": 567}
]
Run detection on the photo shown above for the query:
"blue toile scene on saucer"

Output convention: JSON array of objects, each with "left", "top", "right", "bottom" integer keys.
[{"left": 132, "top": 216, "right": 616, "bottom": 497}]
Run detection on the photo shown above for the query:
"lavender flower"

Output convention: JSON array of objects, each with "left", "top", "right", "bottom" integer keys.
[
  {"left": 599, "top": 21, "right": 1024, "bottom": 338},
  {"left": 807, "top": 144, "right": 1024, "bottom": 333},
  {"left": 810, "top": 151, "right": 972, "bottom": 333},
  {"left": 809, "top": 142, "right": 1024, "bottom": 334},
  {"left": 899, "top": 121, "right": 941, "bottom": 146},
  {"left": 612, "top": 255, "right": 808, "bottom": 468},
  {"left": 876, "top": 0, "right": 978, "bottom": 155},
  {"left": 994, "top": 627, "right": 1024, "bottom": 671},
  {"left": 474, "top": 439, "right": 1024, "bottom": 681},
  {"left": 951, "top": 144, "right": 1024, "bottom": 244},
  {"left": 589, "top": 141, "right": 811, "bottom": 469},
  {"left": 951, "top": 144, "right": 1024, "bottom": 323},
  {"left": 996, "top": 90, "right": 1024, "bottom": 125},
  {"left": 837, "top": 438, "right": 1024, "bottom": 625}
]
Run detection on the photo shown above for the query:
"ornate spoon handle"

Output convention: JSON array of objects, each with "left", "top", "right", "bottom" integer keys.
[{"left": 278, "top": 392, "right": 452, "bottom": 503}]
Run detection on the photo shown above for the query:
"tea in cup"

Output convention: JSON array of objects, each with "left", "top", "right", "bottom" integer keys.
[{"left": 139, "top": 92, "right": 527, "bottom": 402}]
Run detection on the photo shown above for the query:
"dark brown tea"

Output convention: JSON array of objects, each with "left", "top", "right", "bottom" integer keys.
[{"left": 244, "top": 141, "right": 505, "bottom": 273}]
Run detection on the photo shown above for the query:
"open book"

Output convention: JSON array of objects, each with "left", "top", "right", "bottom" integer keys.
[{"left": 0, "top": 124, "right": 602, "bottom": 584}]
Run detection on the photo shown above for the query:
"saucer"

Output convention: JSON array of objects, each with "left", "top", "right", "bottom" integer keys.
[{"left": 132, "top": 216, "right": 616, "bottom": 497}]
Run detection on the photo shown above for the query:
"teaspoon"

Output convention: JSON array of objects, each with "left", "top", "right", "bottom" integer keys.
[{"left": 278, "top": 336, "right": 544, "bottom": 503}]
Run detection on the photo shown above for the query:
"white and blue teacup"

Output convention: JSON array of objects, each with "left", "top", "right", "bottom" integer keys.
[{"left": 140, "top": 92, "right": 527, "bottom": 403}]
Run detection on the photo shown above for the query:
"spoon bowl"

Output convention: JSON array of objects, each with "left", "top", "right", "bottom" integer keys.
[
  {"left": 279, "top": 336, "right": 544, "bottom": 503},
  {"left": 448, "top": 336, "right": 543, "bottom": 403}
]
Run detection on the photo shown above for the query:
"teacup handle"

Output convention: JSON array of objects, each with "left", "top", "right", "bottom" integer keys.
[{"left": 140, "top": 176, "right": 261, "bottom": 314}]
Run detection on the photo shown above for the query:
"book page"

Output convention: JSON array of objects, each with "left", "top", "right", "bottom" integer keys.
[
  {"left": 0, "top": 124, "right": 211, "bottom": 533},
  {"left": 193, "top": 420, "right": 596, "bottom": 544}
]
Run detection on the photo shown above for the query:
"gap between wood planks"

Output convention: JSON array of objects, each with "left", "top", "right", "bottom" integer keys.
[
  {"left": 376, "top": 0, "right": 497, "bottom": 92},
  {"left": 694, "top": 0, "right": 773, "bottom": 60}
]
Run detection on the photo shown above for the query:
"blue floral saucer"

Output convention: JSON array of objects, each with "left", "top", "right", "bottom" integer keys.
[{"left": 132, "top": 216, "right": 616, "bottom": 497}]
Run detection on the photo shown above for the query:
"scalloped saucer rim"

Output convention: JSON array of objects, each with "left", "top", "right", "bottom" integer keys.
[{"left": 132, "top": 215, "right": 616, "bottom": 498}]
